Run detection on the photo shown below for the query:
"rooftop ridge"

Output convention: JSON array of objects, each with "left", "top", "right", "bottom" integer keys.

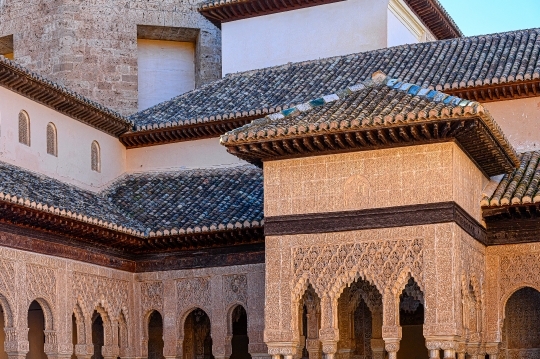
[
  {"left": 221, "top": 71, "right": 484, "bottom": 143},
  {"left": 219, "top": 27, "right": 540, "bottom": 80}
]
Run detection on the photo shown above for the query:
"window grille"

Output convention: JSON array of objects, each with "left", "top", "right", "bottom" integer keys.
[
  {"left": 18, "top": 110, "right": 30, "bottom": 146},
  {"left": 46, "top": 122, "right": 57, "bottom": 156},
  {"left": 91, "top": 141, "right": 101, "bottom": 172}
]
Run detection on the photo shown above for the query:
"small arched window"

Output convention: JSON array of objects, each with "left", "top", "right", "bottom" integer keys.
[
  {"left": 91, "top": 140, "right": 101, "bottom": 172},
  {"left": 18, "top": 110, "right": 30, "bottom": 146},
  {"left": 46, "top": 122, "right": 57, "bottom": 156}
]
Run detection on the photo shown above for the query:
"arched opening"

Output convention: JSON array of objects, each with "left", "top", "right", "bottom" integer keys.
[
  {"left": 148, "top": 311, "right": 164, "bottom": 359},
  {"left": 91, "top": 141, "right": 101, "bottom": 172},
  {"left": 183, "top": 308, "right": 213, "bottom": 359},
  {"left": 0, "top": 305, "right": 6, "bottom": 359},
  {"left": 18, "top": 110, "right": 30, "bottom": 146},
  {"left": 500, "top": 287, "right": 540, "bottom": 358},
  {"left": 337, "top": 279, "right": 384, "bottom": 359},
  {"left": 27, "top": 300, "right": 46, "bottom": 359},
  {"left": 46, "top": 122, "right": 58, "bottom": 156},
  {"left": 92, "top": 311, "right": 104, "bottom": 359},
  {"left": 297, "top": 285, "right": 321, "bottom": 359},
  {"left": 72, "top": 314, "right": 77, "bottom": 359},
  {"left": 230, "top": 306, "right": 250, "bottom": 359},
  {"left": 397, "top": 278, "right": 427, "bottom": 359}
]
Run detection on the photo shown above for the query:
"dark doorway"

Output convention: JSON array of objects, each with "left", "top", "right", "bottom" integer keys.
[
  {"left": 148, "top": 311, "right": 164, "bottom": 359},
  {"left": 27, "top": 301, "right": 46, "bottom": 359},
  {"left": 183, "top": 309, "right": 213, "bottom": 359},
  {"left": 91, "top": 312, "right": 104, "bottom": 359},
  {"left": 230, "top": 306, "right": 250, "bottom": 359}
]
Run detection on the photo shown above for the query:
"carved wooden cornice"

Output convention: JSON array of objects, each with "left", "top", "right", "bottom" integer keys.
[
  {"left": 0, "top": 57, "right": 132, "bottom": 137},
  {"left": 119, "top": 117, "right": 254, "bottom": 148}
]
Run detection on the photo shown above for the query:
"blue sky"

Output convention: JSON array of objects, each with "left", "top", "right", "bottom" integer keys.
[{"left": 438, "top": 0, "right": 540, "bottom": 36}]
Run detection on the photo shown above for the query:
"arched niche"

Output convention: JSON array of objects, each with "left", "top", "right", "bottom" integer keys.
[
  {"left": 397, "top": 277, "right": 427, "bottom": 359},
  {"left": 183, "top": 308, "right": 213, "bottom": 359},
  {"left": 500, "top": 287, "right": 540, "bottom": 358},
  {"left": 27, "top": 300, "right": 47, "bottom": 359},
  {"left": 148, "top": 311, "right": 164, "bottom": 359},
  {"left": 229, "top": 305, "right": 250, "bottom": 359}
]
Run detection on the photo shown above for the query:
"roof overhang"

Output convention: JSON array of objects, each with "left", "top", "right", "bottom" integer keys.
[
  {"left": 222, "top": 114, "right": 518, "bottom": 177},
  {"left": 0, "top": 198, "right": 264, "bottom": 271},
  {"left": 199, "top": 0, "right": 461, "bottom": 39},
  {"left": 0, "top": 57, "right": 132, "bottom": 137}
]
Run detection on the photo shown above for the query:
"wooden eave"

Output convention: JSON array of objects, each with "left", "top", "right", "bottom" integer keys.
[
  {"left": 199, "top": 0, "right": 344, "bottom": 27},
  {"left": 224, "top": 117, "right": 516, "bottom": 177},
  {"left": 0, "top": 198, "right": 264, "bottom": 256},
  {"left": 403, "top": 0, "right": 462, "bottom": 39},
  {"left": 444, "top": 78, "right": 540, "bottom": 103},
  {"left": 199, "top": 0, "right": 461, "bottom": 39},
  {"left": 0, "top": 62, "right": 131, "bottom": 137},
  {"left": 120, "top": 116, "right": 255, "bottom": 148}
]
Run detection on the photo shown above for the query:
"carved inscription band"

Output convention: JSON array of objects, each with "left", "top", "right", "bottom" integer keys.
[{"left": 265, "top": 201, "right": 487, "bottom": 244}]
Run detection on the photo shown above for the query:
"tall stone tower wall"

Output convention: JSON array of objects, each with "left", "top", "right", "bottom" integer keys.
[{"left": 0, "top": 0, "right": 221, "bottom": 115}]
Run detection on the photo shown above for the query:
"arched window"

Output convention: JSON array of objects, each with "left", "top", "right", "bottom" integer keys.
[
  {"left": 46, "top": 122, "right": 57, "bottom": 156},
  {"left": 18, "top": 110, "right": 30, "bottom": 146},
  {"left": 91, "top": 141, "right": 101, "bottom": 173}
]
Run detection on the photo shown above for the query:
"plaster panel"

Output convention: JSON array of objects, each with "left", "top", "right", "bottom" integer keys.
[
  {"left": 221, "top": 0, "right": 389, "bottom": 75},
  {"left": 0, "top": 86, "right": 126, "bottom": 192},
  {"left": 137, "top": 39, "right": 195, "bottom": 111},
  {"left": 264, "top": 143, "right": 486, "bottom": 222},
  {"left": 126, "top": 137, "right": 246, "bottom": 173},
  {"left": 387, "top": 9, "right": 418, "bottom": 47},
  {"left": 484, "top": 97, "right": 540, "bottom": 152}
]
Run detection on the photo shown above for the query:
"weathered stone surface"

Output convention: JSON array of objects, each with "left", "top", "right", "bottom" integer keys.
[{"left": 0, "top": 0, "right": 221, "bottom": 115}]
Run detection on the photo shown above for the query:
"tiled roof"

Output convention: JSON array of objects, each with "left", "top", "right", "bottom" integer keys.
[
  {"left": 129, "top": 28, "right": 540, "bottom": 130},
  {"left": 220, "top": 72, "right": 518, "bottom": 176},
  {"left": 0, "top": 56, "right": 132, "bottom": 137},
  {"left": 106, "top": 167, "right": 264, "bottom": 235},
  {"left": 483, "top": 151, "right": 540, "bottom": 207},
  {"left": 0, "top": 161, "right": 263, "bottom": 237}
]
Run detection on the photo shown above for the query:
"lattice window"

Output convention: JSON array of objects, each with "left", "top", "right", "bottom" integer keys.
[
  {"left": 46, "top": 122, "right": 57, "bottom": 156},
  {"left": 18, "top": 110, "right": 30, "bottom": 146},
  {"left": 91, "top": 140, "right": 101, "bottom": 172}
]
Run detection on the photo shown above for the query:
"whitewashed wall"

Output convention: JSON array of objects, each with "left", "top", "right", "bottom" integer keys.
[
  {"left": 137, "top": 39, "right": 195, "bottom": 111},
  {"left": 387, "top": 8, "right": 419, "bottom": 47},
  {"left": 126, "top": 137, "right": 246, "bottom": 173},
  {"left": 0, "top": 86, "right": 126, "bottom": 191},
  {"left": 221, "top": 0, "right": 389, "bottom": 75}
]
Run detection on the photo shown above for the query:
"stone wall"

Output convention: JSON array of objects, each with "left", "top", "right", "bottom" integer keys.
[{"left": 0, "top": 0, "right": 221, "bottom": 115}]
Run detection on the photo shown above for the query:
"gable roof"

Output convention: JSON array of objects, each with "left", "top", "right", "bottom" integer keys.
[
  {"left": 124, "top": 28, "right": 540, "bottom": 147},
  {"left": 0, "top": 56, "right": 132, "bottom": 137},
  {"left": 221, "top": 71, "right": 519, "bottom": 176},
  {"left": 198, "top": 0, "right": 462, "bottom": 40}
]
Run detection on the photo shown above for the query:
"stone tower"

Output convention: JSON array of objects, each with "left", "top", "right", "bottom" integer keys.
[{"left": 0, "top": 0, "right": 221, "bottom": 115}]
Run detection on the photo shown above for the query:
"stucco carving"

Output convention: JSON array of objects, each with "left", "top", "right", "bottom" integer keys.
[
  {"left": 141, "top": 281, "right": 164, "bottom": 313},
  {"left": 223, "top": 274, "right": 248, "bottom": 306},
  {"left": 26, "top": 264, "right": 56, "bottom": 306},
  {"left": 177, "top": 277, "right": 211, "bottom": 315}
]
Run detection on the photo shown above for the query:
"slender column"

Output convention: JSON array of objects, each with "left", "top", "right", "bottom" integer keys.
[
  {"left": 456, "top": 342, "right": 466, "bottom": 359},
  {"left": 425, "top": 341, "right": 440, "bottom": 359},
  {"left": 485, "top": 343, "right": 499, "bottom": 359},
  {"left": 384, "top": 341, "right": 399, "bottom": 359}
]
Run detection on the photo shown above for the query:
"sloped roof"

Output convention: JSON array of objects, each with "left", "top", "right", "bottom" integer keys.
[
  {"left": 221, "top": 72, "right": 518, "bottom": 176},
  {"left": 128, "top": 28, "right": 540, "bottom": 133},
  {"left": 0, "top": 56, "right": 132, "bottom": 137},
  {"left": 0, "top": 161, "right": 263, "bottom": 237},
  {"left": 483, "top": 151, "right": 540, "bottom": 207}
]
